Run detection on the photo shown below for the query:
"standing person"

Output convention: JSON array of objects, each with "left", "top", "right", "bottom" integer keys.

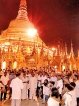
[
  {"left": 21, "top": 73, "right": 28, "bottom": 100},
  {"left": 70, "top": 82, "right": 77, "bottom": 106},
  {"left": 10, "top": 73, "right": 24, "bottom": 106},
  {"left": 50, "top": 72, "right": 57, "bottom": 87},
  {"left": 73, "top": 74, "right": 79, "bottom": 106},
  {"left": 43, "top": 79, "right": 50, "bottom": 106},
  {"left": 62, "top": 84, "right": 73, "bottom": 106},
  {"left": 47, "top": 87, "right": 60, "bottom": 106},
  {"left": 8, "top": 71, "right": 16, "bottom": 99},
  {"left": 29, "top": 73, "right": 37, "bottom": 100},
  {"left": 41, "top": 72, "right": 47, "bottom": 100},
  {"left": 0, "top": 72, "right": 9, "bottom": 101},
  {"left": 37, "top": 72, "right": 42, "bottom": 98},
  {"left": 57, "top": 75, "right": 63, "bottom": 100}
]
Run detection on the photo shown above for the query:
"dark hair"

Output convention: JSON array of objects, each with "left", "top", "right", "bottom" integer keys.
[
  {"left": 74, "top": 74, "right": 78, "bottom": 79},
  {"left": 51, "top": 87, "right": 59, "bottom": 98},
  {"left": 50, "top": 81, "right": 55, "bottom": 85},
  {"left": 65, "top": 84, "right": 73, "bottom": 90},
  {"left": 16, "top": 73, "right": 20, "bottom": 77},
  {"left": 44, "top": 79, "right": 48, "bottom": 86},
  {"left": 70, "top": 82, "right": 76, "bottom": 87},
  {"left": 44, "top": 79, "right": 48, "bottom": 83}
]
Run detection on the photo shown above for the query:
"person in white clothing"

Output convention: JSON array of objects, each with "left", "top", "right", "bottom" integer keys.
[
  {"left": 41, "top": 72, "right": 47, "bottom": 101},
  {"left": 73, "top": 74, "right": 79, "bottom": 106},
  {"left": 47, "top": 87, "right": 60, "bottom": 106},
  {"left": 43, "top": 79, "right": 50, "bottom": 106},
  {"left": 29, "top": 73, "right": 37, "bottom": 100},
  {"left": 21, "top": 73, "right": 28, "bottom": 100},
  {"left": 70, "top": 82, "right": 77, "bottom": 106},
  {"left": 0, "top": 72, "right": 9, "bottom": 101},
  {"left": 10, "top": 73, "right": 24, "bottom": 106},
  {"left": 62, "top": 84, "right": 73, "bottom": 106},
  {"left": 57, "top": 75, "right": 63, "bottom": 100},
  {"left": 37, "top": 72, "right": 42, "bottom": 98},
  {"left": 50, "top": 71, "right": 57, "bottom": 87}
]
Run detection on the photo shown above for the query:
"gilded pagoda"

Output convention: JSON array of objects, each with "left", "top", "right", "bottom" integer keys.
[
  {"left": 0, "top": 0, "right": 79, "bottom": 71},
  {"left": 0, "top": 0, "right": 53, "bottom": 69}
]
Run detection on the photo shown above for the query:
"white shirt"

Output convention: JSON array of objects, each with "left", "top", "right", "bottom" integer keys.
[
  {"left": 47, "top": 97, "right": 59, "bottom": 106},
  {"left": 37, "top": 75, "right": 42, "bottom": 87},
  {"left": 0, "top": 75, "right": 9, "bottom": 85},
  {"left": 75, "top": 80, "right": 79, "bottom": 98},
  {"left": 41, "top": 76, "right": 47, "bottom": 84},
  {"left": 10, "top": 77, "right": 24, "bottom": 99},
  {"left": 57, "top": 79, "right": 63, "bottom": 94},
  {"left": 63, "top": 92, "right": 72, "bottom": 106},
  {"left": 50, "top": 76, "right": 57, "bottom": 87},
  {"left": 29, "top": 76, "right": 37, "bottom": 90},
  {"left": 43, "top": 86, "right": 50, "bottom": 95},
  {"left": 69, "top": 90, "right": 77, "bottom": 106}
]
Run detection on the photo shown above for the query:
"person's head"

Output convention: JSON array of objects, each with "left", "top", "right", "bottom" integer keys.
[
  {"left": 51, "top": 72, "right": 55, "bottom": 77},
  {"left": 57, "top": 75, "right": 61, "bottom": 80},
  {"left": 64, "top": 84, "right": 73, "bottom": 92},
  {"left": 43, "top": 72, "right": 46, "bottom": 76},
  {"left": 73, "top": 74, "right": 78, "bottom": 80},
  {"left": 39, "top": 72, "right": 42, "bottom": 76},
  {"left": 70, "top": 82, "right": 76, "bottom": 89},
  {"left": 63, "top": 77, "right": 69, "bottom": 84},
  {"left": 16, "top": 73, "right": 21, "bottom": 79},
  {"left": 50, "top": 81, "right": 55, "bottom": 88},
  {"left": 23, "top": 73, "right": 26, "bottom": 78},
  {"left": 11, "top": 71, "right": 15, "bottom": 75},
  {"left": 51, "top": 87, "right": 59, "bottom": 98},
  {"left": 4, "top": 72, "right": 7, "bottom": 77},
  {"left": 31, "top": 73, "right": 34, "bottom": 77},
  {"left": 44, "top": 79, "right": 48, "bottom": 86}
]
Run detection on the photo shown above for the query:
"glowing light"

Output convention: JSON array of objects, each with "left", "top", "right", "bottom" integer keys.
[
  {"left": 13, "top": 61, "right": 17, "bottom": 69},
  {"left": 2, "top": 61, "right": 6, "bottom": 70},
  {"left": 54, "top": 66, "right": 57, "bottom": 69},
  {"left": 52, "top": 47, "right": 56, "bottom": 51},
  {"left": 27, "top": 29, "right": 37, "bottom": 37},
  {"left": 62, "top": 65, "right": 65, "bottom": 70},
  {"left": 4, "top": 42, "right": 10, "bottom": 45}
]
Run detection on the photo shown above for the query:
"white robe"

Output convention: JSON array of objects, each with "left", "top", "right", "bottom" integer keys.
[
  {"left": 75, "top": 80, "right": 79, "bottom": 98},
  {"left": 69, "top": 90, "right": 77, "bottom": 106},
  {"left": 57, "top": 79, "right": 63, "bottom": 94},
  {"left": 21, "top": 77, "right": 28, "bottom": 99},
  {"left": 10, "top": 77, "right": 24, "bottom": 99},
  {"left": 47, "top": 97, "right": 59, "bottom": 106},
  {"left": 50, "top": 76, "right": 57, "bottom": 87},
  {"left": 63, "top": 92, "right": 72, "bottom": 106},
  {"left": 29, "top": 76, "right": 37, "bottom": 99}
]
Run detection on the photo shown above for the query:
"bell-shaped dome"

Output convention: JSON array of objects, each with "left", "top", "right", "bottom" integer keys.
[{"left": 0, "top": 0, "right": 37, "bottom": 42}]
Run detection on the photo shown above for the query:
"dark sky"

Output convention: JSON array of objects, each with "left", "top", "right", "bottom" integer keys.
[{"left": 0, "top": 0, "right": 79, "bottom": 55}]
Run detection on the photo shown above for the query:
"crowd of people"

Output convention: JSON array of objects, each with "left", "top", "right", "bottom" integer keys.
[{"left": 0, "top": 67, "right": 79, "bottom": 106}]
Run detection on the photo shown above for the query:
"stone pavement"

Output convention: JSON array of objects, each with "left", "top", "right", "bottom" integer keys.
[{"left": 0, "top": 99, "right": 45, "bottom": 106}]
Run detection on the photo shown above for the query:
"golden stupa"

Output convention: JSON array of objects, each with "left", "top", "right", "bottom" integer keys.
[{"left": 0, "top": 0, "right": 52, "bottom": 69}]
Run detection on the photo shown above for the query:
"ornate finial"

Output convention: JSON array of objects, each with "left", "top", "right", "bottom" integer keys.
[
  {"left": 65, "top": 42, "right": 67, "bottom": 56},
  {"left": 71, "top": 39, "right": 73, "bottom": 53},
  {"left": 70, "top": 39, "right": 74, "bottom": 57},
  {"left": 16, "top": 0, "right": 28, "bottom": 20},
  {"left": 20, "top": 0, "right": 26, "bottom": 6}
]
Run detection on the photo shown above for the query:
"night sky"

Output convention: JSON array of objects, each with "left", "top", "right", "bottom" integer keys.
[{"left": 0, "top": 0, "right": 79, "bottom": 55}]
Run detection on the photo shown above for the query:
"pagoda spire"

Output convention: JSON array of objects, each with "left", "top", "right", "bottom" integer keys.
[
  {"left": 65, "top": 42, "right": 67, "bottom": 56},
  {"left": 16, "top": 0, "right": 28, "bottom": 20},
  {"left": 20, "top": 0, "right": 26, "bottom": 5},
  {"left": 70, "top": 40, "right": 74, "bottom": 57}
]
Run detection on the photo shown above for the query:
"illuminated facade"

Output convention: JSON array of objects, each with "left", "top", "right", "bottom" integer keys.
[
  {"left": 0, "top": 0, "right": 78, "bottom": 71},
  {"left": 0, "top": 0, "right": 53, "bottom": 69}
]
